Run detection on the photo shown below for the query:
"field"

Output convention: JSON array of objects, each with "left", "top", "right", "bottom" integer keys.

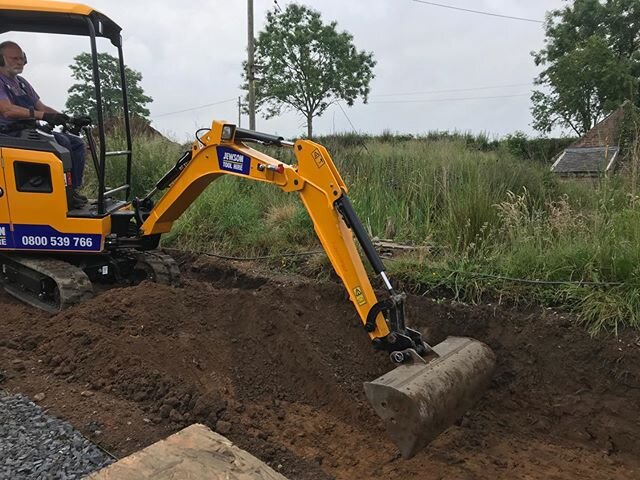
[
  {"left": 3, "top": 130, "right": 640, "bottom": 478},
  {"left": 98, "top": 130, "right": 640, "bottom": 334},
  {"left": 1, "top": 255, "right": 639, "bottom": 479}
]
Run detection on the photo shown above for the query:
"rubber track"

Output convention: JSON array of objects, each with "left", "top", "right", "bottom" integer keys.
[
  {"left": 2, "top": 251, "right": 180, "bottom": 313},
  {"left": 135, "top": 251, "right": 182, "bottom": 287},
  {"left": 1, "top": 255, "right": 93, "bottom": 313}
]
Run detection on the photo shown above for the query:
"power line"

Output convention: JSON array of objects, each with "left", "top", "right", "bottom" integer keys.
[
  {"left": 371, "top": 82, "right": 532, "bottom": 98},
  {"left": 165, "top": 247, "right": 325, "bottom": 262},
  {"left": 336, "top": 101, "right": 359, "bottom": 133},
  {"left": 449, "top": 270, "right": 624, "bottom": 287},
  {"left": 335, "top": 102, "right": 369, "bottom": 152},
  {"left": 164, "top": 247, "right": 625, "bottom": 288},
  {"left": 154, "top": 97, "right": 238, "bottom": 118},
  {"left": 409, "top": 0, "right": 543, "bottom": 24},
  {"left": 368, "top": 93, "right": 530, "bottom": 104}
]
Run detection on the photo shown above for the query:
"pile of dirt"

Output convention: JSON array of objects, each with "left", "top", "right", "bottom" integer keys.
[{"left": 1, "top": 255, "right": 640, "bottom": 479}]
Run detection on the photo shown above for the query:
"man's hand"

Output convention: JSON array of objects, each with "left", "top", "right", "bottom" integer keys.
[
  {"left": 67, "top": 116, "right": 93, "bottom": 135},
  {"left": 71, "top": 115, "right": 92, "bottom": 127},
  {"left": 42, "top": 112, "right": 70, "bottom": 126}
]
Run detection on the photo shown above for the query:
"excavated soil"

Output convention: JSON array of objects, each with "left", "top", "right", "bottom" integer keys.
[{"left": 1, "top": 254, "right": 640, "bottom": 479}]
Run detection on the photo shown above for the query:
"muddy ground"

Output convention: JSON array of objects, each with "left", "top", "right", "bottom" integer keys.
[{"left": 1, "top": 254, "right": 639, "bottom": 479}]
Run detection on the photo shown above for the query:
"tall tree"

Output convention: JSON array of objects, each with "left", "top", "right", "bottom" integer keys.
[
  {"left": 244, "top": 3, "right": 376, "bottom": 137},
  {"left": 65, "top": 52, "right": 153, "bottom": 121},
  {"left": 532, "top": 0, "right": 640, "bottom": 135}
]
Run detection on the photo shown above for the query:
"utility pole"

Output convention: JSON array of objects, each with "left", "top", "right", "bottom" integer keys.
[
  {"left": 237, "top": 96, "right": 242, "bottom": 127},
  {"left": 247, "top": 0, "right": 256, "bottom": 130}
]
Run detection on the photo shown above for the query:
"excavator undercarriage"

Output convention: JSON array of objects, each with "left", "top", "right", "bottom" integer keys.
[{"left": 0, "top": 251, "right": 180, "bottom": 313}]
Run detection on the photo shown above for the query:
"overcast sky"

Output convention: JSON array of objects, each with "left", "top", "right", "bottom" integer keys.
[{"left": 4, "top": 0, "right": 566, "bottom": 142}]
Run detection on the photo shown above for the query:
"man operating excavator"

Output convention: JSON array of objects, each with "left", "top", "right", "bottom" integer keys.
[{"left": 0, "top": 40, "right": 87, "bottom": 208}]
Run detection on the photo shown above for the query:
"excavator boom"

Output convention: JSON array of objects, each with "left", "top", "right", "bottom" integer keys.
[{"left": 141, "top": 122, "right": 393, "bottom": 341}]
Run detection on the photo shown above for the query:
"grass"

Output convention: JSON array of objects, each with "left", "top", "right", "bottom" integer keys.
[
  {"left": 83, "top": 131, "right": 179, "bottom": 198},
  {"left": 88, "top": 129, "right": 640, "bottom": 335}
]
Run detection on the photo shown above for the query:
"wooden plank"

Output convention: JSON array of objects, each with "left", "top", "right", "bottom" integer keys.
[
  {"left": 86, "top": 424, "right": 289, "bottom": 480},
  {"left": 372, "top": 238, "right": 429, "bottom": 258}
]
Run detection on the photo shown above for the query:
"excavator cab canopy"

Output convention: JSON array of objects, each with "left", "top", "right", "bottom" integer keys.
[
  {"left": 0, "top": 1, "right": 122, "bottom": 46},
  {"left": 0, "top": 0, "right": 133, "bottom": 215}
]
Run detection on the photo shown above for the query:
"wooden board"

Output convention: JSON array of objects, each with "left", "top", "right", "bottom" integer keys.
[{"left": 86, "top": 424, "right": 289, "bottom": 480}]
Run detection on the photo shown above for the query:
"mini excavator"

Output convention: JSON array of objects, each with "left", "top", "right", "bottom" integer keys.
[{"left": 0, "top": 1, "right": 495, "bottom": 458}]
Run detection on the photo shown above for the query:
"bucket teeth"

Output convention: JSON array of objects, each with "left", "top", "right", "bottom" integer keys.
[{"left": 364, "top": 337, "right": 496, "bottom": 459}]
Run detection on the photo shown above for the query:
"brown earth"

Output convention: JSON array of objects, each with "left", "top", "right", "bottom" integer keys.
[{"left": 1, "top": 254, "right": 640, "bottom": 479}]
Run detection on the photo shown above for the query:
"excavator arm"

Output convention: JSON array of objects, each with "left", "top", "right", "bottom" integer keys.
[
  {"left": 137, "top": 121, "right": 496, "bottom": 459},
  {"left": 138, "top": 120, "right": 426, "bottom": 356}
]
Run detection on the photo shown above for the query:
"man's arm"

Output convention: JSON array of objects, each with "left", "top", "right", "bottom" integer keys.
[
  {"left": 34, "top": 99, "right": 59, "bottom": 116},
  {"left": 0, "top": 98, "right": 65, "bottom": 122},
  {"left": 0, "top": 98, "right": 40, "bottom": 119}
]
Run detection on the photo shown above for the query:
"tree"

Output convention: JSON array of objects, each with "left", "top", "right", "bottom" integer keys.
[
  {"left": 65, "top": 52, "right": 153, "bottom": 121},
  {"left": 532, "top": 0, "right": 640, "bottom": 135},
  {"left": 245, "top": 4, "right": 376, "bottom": 137}
]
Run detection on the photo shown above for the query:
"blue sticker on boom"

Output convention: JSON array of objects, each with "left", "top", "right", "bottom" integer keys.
[
  {"left": 0, "top": 224, "right": 102, "bottom": 251},
  {"left": 217, "top": 146, "right": 251, "bottom": 175}
]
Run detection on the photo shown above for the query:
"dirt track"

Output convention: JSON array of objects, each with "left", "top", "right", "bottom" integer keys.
[{"left": 1, "top": 254, "right": 640, "bottom": 479}]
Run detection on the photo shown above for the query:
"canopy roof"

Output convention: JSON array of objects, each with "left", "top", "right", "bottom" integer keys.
[
  {"left": 551, "top": 146, "right": 619, "bottom": 176},
  {"left": 0, "top": 1, "right": 122, "bottom": 45}
]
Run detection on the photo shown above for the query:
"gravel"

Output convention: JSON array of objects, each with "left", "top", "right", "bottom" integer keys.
[{"left": 0, "top": 390, "right": 114, "bottom": 479}]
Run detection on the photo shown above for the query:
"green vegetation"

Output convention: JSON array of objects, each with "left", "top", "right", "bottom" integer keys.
[
  {"left": 532, "top": 0, "right": 640, "bottom": 134},
  {"left": 90, "top": 130, "right": 640, "bottom": 335},
  {"left": 83, "top": 130, "right": 176, "bottom": 197},
  {"left": 66, "top": 52, "right": 153, "bottom": 121},
  {"left": 246, "top": 3, "right": 375, "bottom": 137}
]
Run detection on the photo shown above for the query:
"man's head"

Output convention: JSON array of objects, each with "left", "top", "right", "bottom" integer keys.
[{"left": 0, "top": 41, "right": 27, "bottom": 77}]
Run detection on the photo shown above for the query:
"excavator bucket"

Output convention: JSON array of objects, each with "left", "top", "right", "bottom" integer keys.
[{"left": 364, "top": 337, "right": 496, "bottom": 459}]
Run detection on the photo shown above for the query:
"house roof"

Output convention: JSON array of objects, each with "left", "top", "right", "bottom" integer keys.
[
  {"left": 551, "top": 146, "right": 619, "bottom": 174},
  {"left": 551, "top": 102, "right": 635, "bottom": 175}
]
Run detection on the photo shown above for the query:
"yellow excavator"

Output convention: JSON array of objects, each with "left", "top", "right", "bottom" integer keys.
[{"left": 0, "top": 0, "right": 495, "bottom": 459}]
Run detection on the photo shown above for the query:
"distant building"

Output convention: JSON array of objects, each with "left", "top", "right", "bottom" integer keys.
[{"left": 550, "top": 102, "right": 636, "bottom": 179}]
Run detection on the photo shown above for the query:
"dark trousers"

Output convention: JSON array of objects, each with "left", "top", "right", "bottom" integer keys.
[{"left": 53, "top": 132, "right": 86, "bottom": 189}]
